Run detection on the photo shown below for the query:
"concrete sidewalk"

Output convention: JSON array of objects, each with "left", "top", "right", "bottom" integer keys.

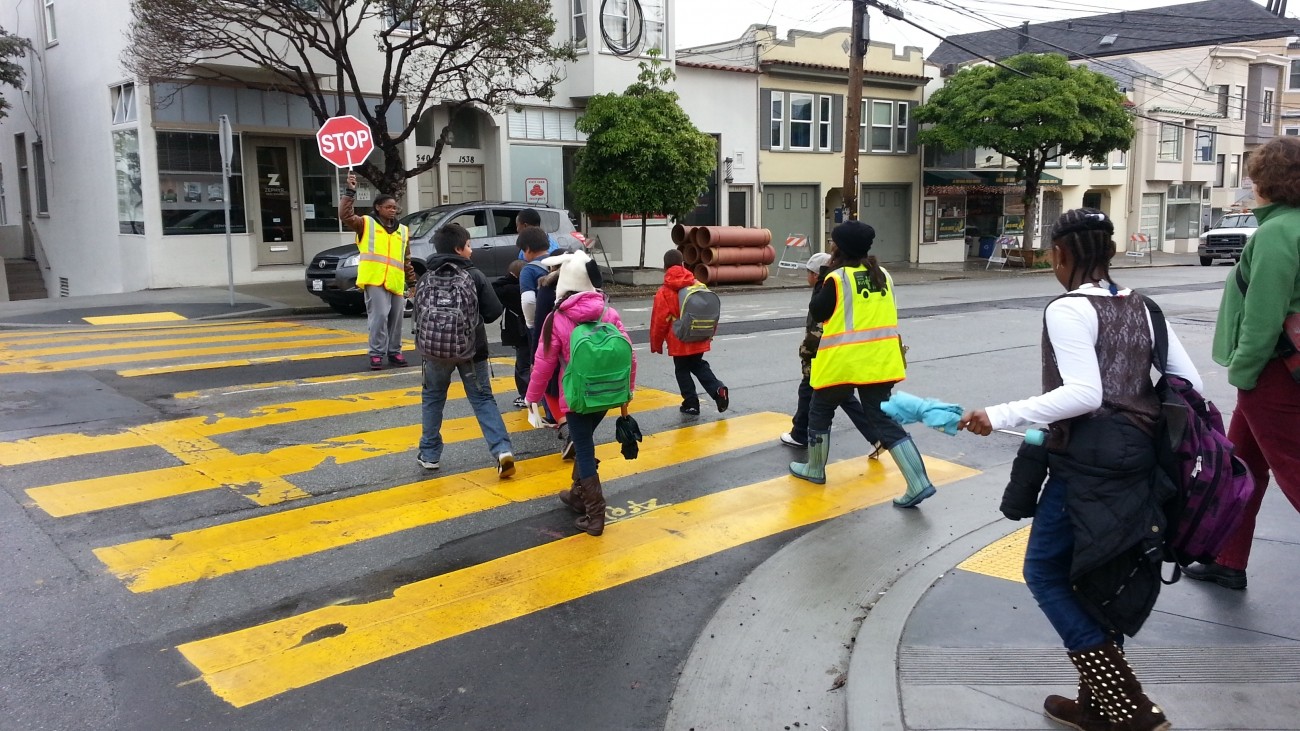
[{"left": 0, "top": 251, "right": 1201, "bottom": 328}]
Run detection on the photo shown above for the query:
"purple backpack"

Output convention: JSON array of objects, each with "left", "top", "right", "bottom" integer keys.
[{"left": 1145, "top": 299, "right": 1254, "bottom": 575}]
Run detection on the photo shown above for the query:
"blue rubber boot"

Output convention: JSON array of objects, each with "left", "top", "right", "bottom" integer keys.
[
  {"left": 889, "top": 437, "right": 936, "bottom": 508},
  {"left": 790, "top": 430, "right": 829, "bottom": 484}
]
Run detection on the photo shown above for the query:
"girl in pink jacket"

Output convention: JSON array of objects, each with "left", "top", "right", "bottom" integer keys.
[{"left": 527, "top": 252, "right": 636, "bottom": 536}]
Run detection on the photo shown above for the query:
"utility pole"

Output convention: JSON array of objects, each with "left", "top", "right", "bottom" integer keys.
[{"left": 842, "top": 0, "right": 868, "bottom": 221}]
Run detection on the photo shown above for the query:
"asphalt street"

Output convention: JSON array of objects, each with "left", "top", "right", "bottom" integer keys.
[{"left": 3, "top": 263, "right": 1298, "bottom": 730}]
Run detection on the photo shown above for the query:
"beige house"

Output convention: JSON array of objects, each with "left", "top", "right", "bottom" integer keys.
[
  {"left": 681, "top": 26, "right": 928, "bottom": 266},
  {"left": 929, "top": 0, "right": 1299, "bottom": 259}
]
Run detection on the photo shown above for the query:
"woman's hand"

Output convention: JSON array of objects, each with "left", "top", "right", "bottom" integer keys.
[{"left": 958, "top": 409, "right": 993, "bottom": 436}]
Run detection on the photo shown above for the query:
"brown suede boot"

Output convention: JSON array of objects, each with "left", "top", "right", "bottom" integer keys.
[
  {"left": 1076, "top": 641, "right": 1171, "bottom": 731},
  {"left": 574, "top": 474, "right": 606, "bottom": 536},
  {"left": 1044, "top": 664, "right": 1108, "bottom": 731},
  {"left": 558, "top": 463, "right": 584, "bottom": 514}
]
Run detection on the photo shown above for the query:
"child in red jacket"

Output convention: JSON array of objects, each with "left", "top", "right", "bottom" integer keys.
[{"left": 650, "top": 249, "right": 729, "bottom": 415}]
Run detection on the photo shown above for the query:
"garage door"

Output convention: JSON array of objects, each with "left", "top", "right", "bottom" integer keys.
[
  {"left": 859, "top": 185, "right": 911, "bottom": 263},
  {"left": 763, "top": 185, "right": 818, "bottom": 270}
]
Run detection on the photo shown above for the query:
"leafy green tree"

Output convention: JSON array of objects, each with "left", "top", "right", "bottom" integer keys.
[
  {"left": 0, "top": 28, "right": 29, "bottom": 120},
  {"left": 572, "top": 56, "right": 716, "bottom": 268},
  {"left": 124, "top": 0, "right": 573, "bottom": 197},
  {"left": 915, "top": 53, "right": 1134, "bottom": 248}
]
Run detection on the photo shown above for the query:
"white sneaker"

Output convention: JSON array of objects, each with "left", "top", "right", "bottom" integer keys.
[
  {"left": 497, "top": 452, "right": 516, "bottom": 479},
  {"left": 417, "top": 454, "right": 439, "bottom": 470},
  {"left": 780, "top": 432, "right": 806, "bottom": 448}
]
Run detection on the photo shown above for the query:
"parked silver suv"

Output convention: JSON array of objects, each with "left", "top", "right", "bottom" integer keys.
[
  {"left": 306, "top": 202, "right": 581, "bottom": 315},
  {"left": 1198, "top": 212, "right": 1257, "bottom": 266}
]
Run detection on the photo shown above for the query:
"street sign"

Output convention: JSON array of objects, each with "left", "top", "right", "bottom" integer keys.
[
  {"left": 316, "top": 115, "right": 374, "bottom": 168},
  {"left": 525, "top": 177, "right": 548, "bottom": 205}
]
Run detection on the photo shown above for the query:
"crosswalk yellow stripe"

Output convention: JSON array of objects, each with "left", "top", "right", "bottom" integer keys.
[
  {"left": 0, "top": 334, "right": 366, "bottom": 375},
  {"left": 95, "top": 412, "right": 791, "bottom": 593},
  {"left": 140, "top": 427, "right": 311, "bottom": 506},
  {"left": 12, "top": 325, "right": 353, "bottom": 357},
  {"left": 177, "top": 454, "right": 979, "bottom": 707},
  {"left": 170, "top": 358, "right": 512, "bottom": 400},
  {"left": 116, "top": 348, "right": 376, "bottom": 377},
  {"left": 27, "top": 388, "right": 680, "bottom": 517},
  {"left": 1, "top": 373, "right": 502, "bottom": 467},
  {"left": 82, "top": 312, "right": 188, "bottom": 325},
  {"left": 0, "top": 320, "right": 268, "bottom": 343}
]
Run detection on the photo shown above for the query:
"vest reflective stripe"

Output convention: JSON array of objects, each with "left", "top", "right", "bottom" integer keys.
[
  {"left": 355, "top": 217, "right": 409, "bottom": 295},
  {"left": 811, "top": 266, "right": 906, "bottom": 388}
]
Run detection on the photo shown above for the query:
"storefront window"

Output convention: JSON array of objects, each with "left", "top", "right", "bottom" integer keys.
[
  {"left": 299, "top": 139, "right": 379, "bottom": 232},
  {"left": 157, "top": 131, "right": 246, "bottom": 235},
  {"left": 113, "top": 130, "right": 144, "bottom": 234}
]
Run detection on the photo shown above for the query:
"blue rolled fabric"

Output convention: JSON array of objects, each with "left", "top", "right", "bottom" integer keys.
[{"left": 880, "top": 391, "right": 964, "bottom": 436}]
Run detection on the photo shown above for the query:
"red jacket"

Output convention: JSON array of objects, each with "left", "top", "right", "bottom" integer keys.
[{"left": 650, "top": 265, "right": 711, "bottom": 356}]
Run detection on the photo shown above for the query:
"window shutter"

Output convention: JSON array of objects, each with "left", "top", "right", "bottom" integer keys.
[
  {"left": 759, "top": 89, "right": 772, "bottom": 151},
  {"left": 831, "top": 95, "right": 844, "bottom": 152},
  {"left": 907, "top": 102, "right": 918, "bottom": 155}
]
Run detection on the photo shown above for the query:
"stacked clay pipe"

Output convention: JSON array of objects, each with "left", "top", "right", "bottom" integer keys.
[{"left": 671, "top": 224, "right": 774, "bottom": 285}]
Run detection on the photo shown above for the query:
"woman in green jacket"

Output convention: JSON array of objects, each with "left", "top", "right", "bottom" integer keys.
[{"left": 1187, "top": 136, "right": 1300, "bottom": 590}]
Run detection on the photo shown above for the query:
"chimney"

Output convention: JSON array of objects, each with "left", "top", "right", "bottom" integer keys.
[{"left": 1018, "top": 21, "right": 1030, "bottom": 52}]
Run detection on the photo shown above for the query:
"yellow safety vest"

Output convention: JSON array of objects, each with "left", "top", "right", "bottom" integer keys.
[
  {"left": 355, "top": 216, "right": 409, "bottom": 295},
  {"left": 810, "top": 265, "right": 906, "bottom": 388}
]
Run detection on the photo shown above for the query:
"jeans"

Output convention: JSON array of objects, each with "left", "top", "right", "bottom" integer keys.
[
  {"left": 673, "top": 353, "right": 724, "bottom": 404},
  {"left": 419, "top": 357, "right": 512, "bottom": 463},
  {"left": 513, "top": 344, "right": 532, "bottom": 397},
  {"left": 1217, "top": 358, "right": 1300, "bottom": 570},
  {"left": 1024, "top": 476, "right": 1108, "bottom": 652},
  {"left": 808, "top": 382, "right": 906, "bottom": 447},
  {"left": 364, "top": 285, "right": 405, "bottom": 357},
  {"left": 565, "top": 409, "right": 608, "bottom": 480},
  {"left": 791, "top": 372, "right": 883, "bottom": 445}
]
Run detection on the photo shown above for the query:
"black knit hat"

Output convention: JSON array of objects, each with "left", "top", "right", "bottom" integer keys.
[
  {"left": 1051, "top": 208, "right": 1114, "bottom": 241},
  {"left": 831, "top": 220, "right": 875, "bottom": 259}
]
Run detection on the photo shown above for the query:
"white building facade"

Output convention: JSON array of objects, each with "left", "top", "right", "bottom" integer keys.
[{"left": 0, "top": 0, "right": 759, "bottom": 298}]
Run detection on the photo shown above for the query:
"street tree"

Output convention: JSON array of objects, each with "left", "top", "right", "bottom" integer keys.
[
  {"left": 915, "top": 53, "right": 1134, "bottom": 248},
  {"left": 0, "top": 28, "right": 29, "bottom": 120},
  {"left": 572, "top": 56, "right": 716, "bottom": 269},
  {"left": 124, "top": 0, "right": 574, "bottom": 197}
]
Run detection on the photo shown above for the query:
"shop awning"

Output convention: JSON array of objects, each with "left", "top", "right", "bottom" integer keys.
[
  {"left": 923, "top": 171, "right": 984, "bottom": 186},
  {"left": 924, "top": 170, "right": 1062, "bottom": 187}
]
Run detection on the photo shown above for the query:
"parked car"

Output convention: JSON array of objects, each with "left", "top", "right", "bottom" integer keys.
[
  {"left": 1198, "top": 212, "right": 1258, "bottom": 266},
  {"left": 306, "top": 202, "right": 583, "bottom": 316}
]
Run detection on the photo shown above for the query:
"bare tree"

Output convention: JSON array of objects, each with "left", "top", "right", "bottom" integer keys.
[{"left": 125, "top": 0, "right": 574, "bottom": 196}]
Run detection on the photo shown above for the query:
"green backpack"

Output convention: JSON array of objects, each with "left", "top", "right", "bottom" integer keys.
[{"left": 563, "top": 303, "right": 633, "bottom": 414}]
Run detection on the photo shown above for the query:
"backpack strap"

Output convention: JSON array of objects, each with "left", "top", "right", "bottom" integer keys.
[{"left": 1142, "top": 296, "right": 1171, "bottom": 376}]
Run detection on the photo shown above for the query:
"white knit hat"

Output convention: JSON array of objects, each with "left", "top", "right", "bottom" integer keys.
[
  {"left": 542, "top": 250, "right": 598, "bottom": 300},
  {"left": 805, "top": 252, "right": 832, "bottom": 272}
]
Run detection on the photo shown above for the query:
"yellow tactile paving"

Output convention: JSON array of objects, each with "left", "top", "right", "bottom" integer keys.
[
  {"left": 82, "top": 312, "right": 188, "bottom": 325},
  {"left": 956, "top": 525, "right": 1031, "bottom": 583}
]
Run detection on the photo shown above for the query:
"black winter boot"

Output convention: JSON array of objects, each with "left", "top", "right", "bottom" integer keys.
[
  {"left": 575, "top": 475, "right": 606, "bottom": 536},
  {"left": 1076, "top": 641, "right": 1171, "bottom": 731}
]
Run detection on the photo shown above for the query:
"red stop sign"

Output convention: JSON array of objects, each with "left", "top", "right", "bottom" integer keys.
[{"left": 315, "top": 115, "right": 374, "bottom": 168}]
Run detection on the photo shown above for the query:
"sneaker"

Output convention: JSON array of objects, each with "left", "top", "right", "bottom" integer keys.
[
  {"left": 388, "top": 352, "right": 408, "bottom": 367},
  {"left": 369, "top": 355, "right": 384, "bottom": 370},
  {"left": 416, "top": 454, "right": 439, "bottom": 470},
  {"left": 1182, "top": 561, "right": 1247, "bottom": 590},
  {"left": 780, "top": 432, "right": 807, "bottom": 448},
  {"left": 512, "top": 395, "right": 527, "bottom": 409},
  {"left": 559, "top": 423, "right": 576, "bottom": 461},
  {"left": 680, "top": 400, "right": 701, "bottom": 416},
  {"left": 497, "top": 452, "right": 516, "bottom": 478},
  {"left": 714, "top": 386, "right": 730, "bottom": 413}
]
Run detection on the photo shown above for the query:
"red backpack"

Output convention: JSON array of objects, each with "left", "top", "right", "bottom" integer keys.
[{"left": 1144, "top": 298, "right": 1254, "bottom": 579}]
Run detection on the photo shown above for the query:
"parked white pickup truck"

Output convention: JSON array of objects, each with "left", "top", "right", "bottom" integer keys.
[{"left": 1198, "top": 212, "right": 1257, "bottom": 266}]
